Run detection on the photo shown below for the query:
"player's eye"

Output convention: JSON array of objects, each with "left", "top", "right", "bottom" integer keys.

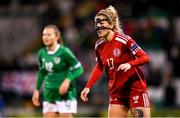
[
  {"left": 95, "top": 18, "right": 108, "bottom": 25},
  {"left": 47, "top": 33, "right": 51, "bottom": 37}
]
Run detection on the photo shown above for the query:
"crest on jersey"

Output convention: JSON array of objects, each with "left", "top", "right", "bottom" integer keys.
[
  {"left": 54, "top": 57, "right": 61, "bottom": 64},
  {"left": 113, "top": 48, "right": 121, "bottom": 57},
  {"left": 133, "top": 95, "right": 139, "bottom": 103}
]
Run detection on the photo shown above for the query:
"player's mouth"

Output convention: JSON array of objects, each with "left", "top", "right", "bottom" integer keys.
[{"left": 97, "top": 30, "right": 103, "bottom": 35}]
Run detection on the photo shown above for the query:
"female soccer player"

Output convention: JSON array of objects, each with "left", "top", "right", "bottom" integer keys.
[
  {"left": 81, "top": 5, "right": 151, "bottom": 117},
  {"left": 32, "top": 25, "right": 83, "bottom": 118}
]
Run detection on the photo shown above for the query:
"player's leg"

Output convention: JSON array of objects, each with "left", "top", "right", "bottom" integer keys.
[
  {"left": 43, "top": 101, "right": 58, "bottom": 117},
  {"left": 56, "top": 99, "right": 77, "bottom": 118},
  {"left": 130, "top": 92, "right": 151, "bottom": 117},
  {"left": 60, "top": 113, "right": 73, "bottom": 118},
  {"left": 108, "top": 104, "right": 129, "bottom": 117},
  {"left": 131, "top": 107, "right": 150, "bottom": 117},
  {"left": 43, "top": 112, "right": 58, "bottom": 117},
  {"left": 43, "top": 88, "right": 59, "bottom": 117}
]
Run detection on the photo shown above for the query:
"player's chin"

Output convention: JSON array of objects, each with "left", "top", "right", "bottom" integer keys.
[
  {"left": 97, "top": 31, "right": 107, "bottom": 38},
  {"left": 97, "top": 33, "right": 105, "bottom": 38},
  {"left": 44, "top": 43, "right": 52, "bottom": 46}
]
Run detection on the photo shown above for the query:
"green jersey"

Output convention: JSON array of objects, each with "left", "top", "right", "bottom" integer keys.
[{"left": 35, "top": 44, "right": 83, "bottom": 101}]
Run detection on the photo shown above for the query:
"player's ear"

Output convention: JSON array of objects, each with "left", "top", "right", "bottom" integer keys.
[{"left": 55, "top": 35, "right": 59, "bottom": 42}]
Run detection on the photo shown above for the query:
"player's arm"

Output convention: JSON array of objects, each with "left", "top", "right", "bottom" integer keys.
[
  {"left": 35, "top": 51, "right": 45, "bottom": 91},
  {"left": 126, "top": 39, "right": 150, "bottom": 67},
  {"left": 63, "top": 47, "right": 84, "bottom": 81},
  {"left": 85, "top": 63, "right": 103, "bottom": 89},
  {"left": 117, "top": 37, "right": 150, "bottom": 72},
  {"left": 81, "top": 62, "right": 103, "bottom": 102},
  {"left": 32, "top": 51, "right": 45, "bottom": 107},
  {"left": 36, "top": 70, "right": 45, "bottom": 90},
  {"left": 81, "top": 44, "right": 104, "bottom": 102},
  {"left": 85, "top": 46, "right": 104, "bottom": 89},
  {"left": 59, "top": 47, "right": 83, "bottom": 95},
  {"left": 32, "top": 70, "right": 44, "bottom": 106}
]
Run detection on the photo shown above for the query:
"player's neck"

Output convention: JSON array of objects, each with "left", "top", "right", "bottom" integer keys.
[
  {"left": 106, "top": 31, "right": 114, "bottom": 42},
  {"left": 47, "top": 42, "right": 58, "bottom": 51}
]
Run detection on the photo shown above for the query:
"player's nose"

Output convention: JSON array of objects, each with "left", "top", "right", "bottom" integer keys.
[{"left": 96, "top": 22, "right": 102, "bottom": 27}]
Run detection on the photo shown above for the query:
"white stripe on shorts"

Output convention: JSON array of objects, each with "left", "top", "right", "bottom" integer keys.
[{"left": 142, "top": 93, "right": 150, "bottom": 107}]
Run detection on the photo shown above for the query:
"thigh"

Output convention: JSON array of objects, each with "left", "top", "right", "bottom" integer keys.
[
  {"left": 43, "top": 112, "right": 58, "bottom": 118},
  {"left": 129, "top": 92, "right": 150, "bottom": 108},
  {"left": 59, "top": 113, "right": 73, "bottom": 118},
  {"left": 129, "top": 92, "right": 151, "bottom": 117},
  {"left": 56, "top": 99, "right": 77, "bottom": 113},
  {"left": 43, "top": 101, "right": 58, "bottom": 116},
  {"left": 131, "top": 107, "right": 150, "bottom": 117},
  {"left": 108, "top": 104, "right": 129, "bottom": 117}
]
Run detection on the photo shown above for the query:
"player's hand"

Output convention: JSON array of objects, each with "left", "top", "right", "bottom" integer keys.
[
  {"left": 81, "top": 87, "right": 90, "bottom": 102},
  {"left": 59, "top": 78, "right": 71, "bottom": 95},
  {"left": 32, "top": 89, "right": 40, "bottom": 107},
  {"left": 117, "top": 63, "right": 131, "bottom": 72}
]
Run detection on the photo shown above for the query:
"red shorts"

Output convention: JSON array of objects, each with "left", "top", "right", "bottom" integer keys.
[{"left": 109, "top": 91, "right": 150, "bottom": 108}]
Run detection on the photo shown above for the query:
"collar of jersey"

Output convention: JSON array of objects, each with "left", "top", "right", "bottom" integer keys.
[
  {"left": 47, "top": 44, "right": 60, "bottom": 55},
  {"left": 112, "top": 32, "right": 118, "bottom": 41}
]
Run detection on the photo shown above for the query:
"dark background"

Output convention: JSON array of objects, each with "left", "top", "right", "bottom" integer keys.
[{"left": 0, "top": 0, "right": 179, "bottom": 117}]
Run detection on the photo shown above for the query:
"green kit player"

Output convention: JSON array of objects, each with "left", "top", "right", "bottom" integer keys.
[{"left": 32, "top": 25, "right": 84, "bottom": 118}]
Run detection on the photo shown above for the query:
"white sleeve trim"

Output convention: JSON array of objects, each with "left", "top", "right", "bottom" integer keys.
[
  {"left": 70, "top": 62, "right": 81, "bottom": 71},
  {"left": 115, "top": 37, "right": 127, "bottom": 44}
]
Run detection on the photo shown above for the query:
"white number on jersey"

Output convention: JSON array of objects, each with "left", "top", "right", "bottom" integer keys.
[
  {"left": 45, "top": 62, "right": 53, "bottom": 72},
  {"left": 107, "top": 58, "right": 114, "bottom": 69}
]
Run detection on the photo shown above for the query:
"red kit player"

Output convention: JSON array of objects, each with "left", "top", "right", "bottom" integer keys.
[{"left": 81, "top": 5, "right": 151, "bottom": 117}]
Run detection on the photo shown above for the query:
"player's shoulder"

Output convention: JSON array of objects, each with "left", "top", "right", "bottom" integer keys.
[
  {"left": 95, "top": 38, "right": 106, "bottom": 50},
  {"left": 38, "top": 47, "right": 46, "bottom": 56},
  {"left": 115, "top": 32, "right": 133, "bottom": 44},
  {"left": 60, "top": 45, "right": 74, "bottom": 56},
  {"left": 61, "top": 45, "right": 71, "bottom": 52}
]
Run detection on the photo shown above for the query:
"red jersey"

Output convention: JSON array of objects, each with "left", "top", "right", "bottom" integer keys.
[{"left": 86, "top": 32, "right": 150, "bottom": 99}]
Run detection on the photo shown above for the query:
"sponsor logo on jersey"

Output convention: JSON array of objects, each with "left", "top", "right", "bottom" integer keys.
[
  {"left": 54, "top": 57, "right": 61, "bottom": 64},
  {"left": 113, "top": 48, "right": 121, "bottom": 57},
  {"left": 133, "top": 95, "right": 139, "bottom": 103}
]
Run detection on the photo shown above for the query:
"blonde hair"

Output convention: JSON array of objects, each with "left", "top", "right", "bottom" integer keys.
[
  {"left": 44, "top": 25, "right": 64, "bottom": 45},
  {"left": 95, "top": 5, "right": 123, "bottom": 33}
]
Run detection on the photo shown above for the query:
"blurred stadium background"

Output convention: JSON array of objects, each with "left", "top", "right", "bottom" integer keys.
[{"left": 0, "top": 0, "right": 180, "bottom": 117}]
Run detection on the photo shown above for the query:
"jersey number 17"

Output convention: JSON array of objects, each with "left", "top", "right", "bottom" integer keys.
[{"left": 106, "top": 58, "right": 114, "bottom": 69}]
